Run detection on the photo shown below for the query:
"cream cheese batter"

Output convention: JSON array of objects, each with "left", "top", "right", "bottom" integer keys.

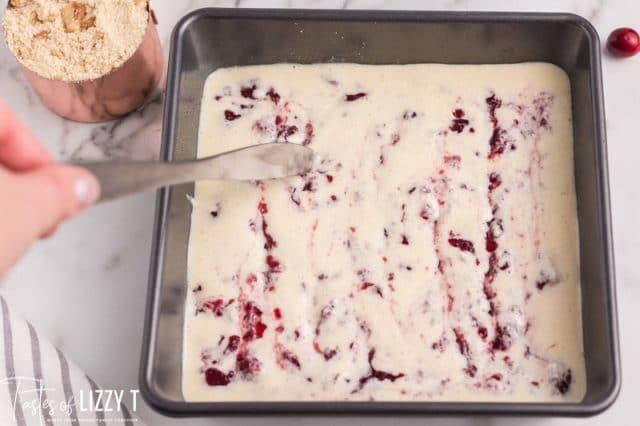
[{"left": 183, "top": 63, "right": 585, "bottom": 402}]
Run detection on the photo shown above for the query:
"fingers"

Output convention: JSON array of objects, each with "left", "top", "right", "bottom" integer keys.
[
  {"left": 39, "top": 224, "right": 59, "bottom": 240},
  {"left": 17, "top": 165, "right": 100, "bottom": 237},
  {"left": 0, "top": 165, "right": 100, "bottom": 275},
  {"left": 0, "top": 100, "right": 53, "bottom": 171}
]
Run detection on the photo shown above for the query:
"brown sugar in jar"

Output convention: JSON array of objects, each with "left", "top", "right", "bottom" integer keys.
[{"left": 2, "top": 0, "right": 162, "bottom": 122}]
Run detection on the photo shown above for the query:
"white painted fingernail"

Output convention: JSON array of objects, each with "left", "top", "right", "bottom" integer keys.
[{"left": 74, "top": 175, "right": 99, "bottom": 207}]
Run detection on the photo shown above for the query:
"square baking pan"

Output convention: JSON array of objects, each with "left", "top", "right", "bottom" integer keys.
[{"left": 140, "top": 8, "right": 620, "bottom": 416}]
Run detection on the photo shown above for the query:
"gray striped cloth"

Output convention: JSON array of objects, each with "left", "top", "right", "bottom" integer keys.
[{"left": 1, "top": 296, "right": 143, "bottom": 425}]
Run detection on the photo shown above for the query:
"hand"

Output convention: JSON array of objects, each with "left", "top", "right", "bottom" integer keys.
[{"left": 0, "top": 100, "right": 100, "bottom": 277}]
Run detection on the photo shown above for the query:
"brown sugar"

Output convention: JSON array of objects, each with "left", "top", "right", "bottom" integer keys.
[{"left": 3, "top": 0, "right": 149, "bottom": 81}]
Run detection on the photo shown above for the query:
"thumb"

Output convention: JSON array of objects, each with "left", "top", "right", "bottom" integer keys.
[{"left": 12, "top": 165, "right": 100, "bottom": 240}]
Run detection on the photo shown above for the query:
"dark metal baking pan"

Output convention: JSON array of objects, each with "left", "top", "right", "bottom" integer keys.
[{"left": 140, "top": 8, "right": 619, "bottom": 416}]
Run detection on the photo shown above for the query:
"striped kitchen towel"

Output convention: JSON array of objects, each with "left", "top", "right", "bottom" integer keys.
[{"left": 0, "top": 296, "right": 143, "bottom": 425}]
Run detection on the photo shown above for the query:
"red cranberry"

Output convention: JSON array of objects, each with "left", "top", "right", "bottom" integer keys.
[
  {"left": 205, "top": 368, "right": 234, "bottom": 386},
  {"left": 241, "top": 301, "right": 267, "bottom": 342},
  {"left": 607, "top": 27, "right": 640, "bottom": 57},
  {"left": 266, "top": 88, "right": 281, "bottom": 104},
  {"left": 488, "top": 172, "right": 502, "bottom": 192},
  {"left": 322, "top": 348, "right": 337, "bottom": 360},
  {"left": 235, "top": 352, "right": 260, "bottom": 377},
  {"left": 485, "top": 234, "right": 498, "bottom": 252},
  {"left": 345, "top": 92, "right": 367, "bottom": 102},
  {"left": 486, "top": 94, "right": 502, "bottom": 128},
  {"left": 553, "top": 369, "right": 572, "bottom": 395},
  {"left": 224, "top": 110, "right": 240, "bottom": 121},
  {"left": 281, "top": 350, "right": 301, "bottom": 368},
  {"left": 478, "top": 326, "right": 488, "bottom": 340},
  {"left": 403, "top": 110, "right": 417, "bottom": 120},
  {"left": 491, "top": 326, "right": 511, "bottom": 352},
  {"left": 241, "top": 85, "right": 257, "bottom": 99},
  {"left": 359, "top": 282, "right": 383, "bottom": 297},
  {"left": 489, "top": 128, "right": 507, "bottom": 159},
  {"left": 265, "top": 255, "right": 281, "bottom": 271},
  {"left": 449, "top": 109, "right": 469, "bottom": 133},
  {"left": 223, "top": 335, "right": 241, "bottom": 355},
  {"left": 448, "top": 237, "right": 475, "bottom": 254}
]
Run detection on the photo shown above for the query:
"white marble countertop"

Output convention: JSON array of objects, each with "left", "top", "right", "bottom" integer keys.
[{"left": 1, "top": 0, "right": 638, "bottom": 424}]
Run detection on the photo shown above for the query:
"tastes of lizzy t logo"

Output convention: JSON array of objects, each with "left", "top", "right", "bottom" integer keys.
[{"left": 0, "top": 376, "right": 138, "bottom": 424}]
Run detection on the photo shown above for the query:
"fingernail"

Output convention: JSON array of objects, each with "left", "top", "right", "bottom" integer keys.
[{"left": 74, "top": 174, "right": 100, "bottom": 207}]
